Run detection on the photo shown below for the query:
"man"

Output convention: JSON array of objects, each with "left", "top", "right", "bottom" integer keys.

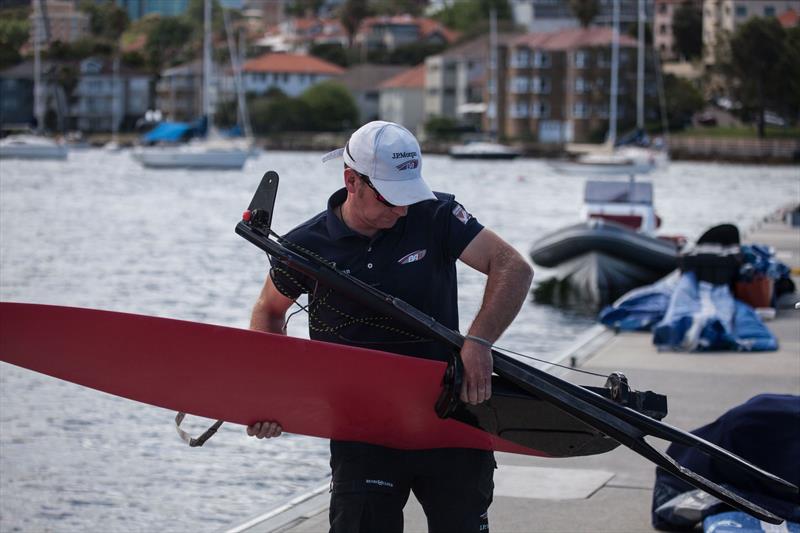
[{"left": 247, "top": 121, "right": 533, "bottom": 532}]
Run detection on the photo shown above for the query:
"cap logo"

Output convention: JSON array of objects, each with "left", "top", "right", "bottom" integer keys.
[
  {"left": 392, "top": 151, "right": 417, "bottom": 159},
  {"left": 396, "top": 159, "right": 419, "bottom": 171}
]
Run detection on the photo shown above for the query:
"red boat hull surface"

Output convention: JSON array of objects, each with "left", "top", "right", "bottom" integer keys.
[{"left": 0, "top": 302, "right": 546, "bottom": 456}]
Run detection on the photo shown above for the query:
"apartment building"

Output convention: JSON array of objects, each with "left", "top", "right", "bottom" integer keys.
[
  {"left": 378, "top": 64, "right": 426, "bottom": 134},
  {"left": 357, "top": 15, "right": 459, "bottom": 51},
  {"left": 338, "top": 64, "right": 406, "bottom": 123},
  {"left": 241, "top": 53, "right": 344, "bottom": 97},
  {"left": 504, "top": 27, "right": 639, "bottom": 143},
  {"left": 510, "top": 0, "right": 654, "bottom": 33},
  {"left": 32, "top": 0, "right": 90, "bottom": 44},
  {"left": 703, "top": 0, "right": 800, "bottom": 64},
  {"left": 72, "top": 57, "right": 151, "bottom": 132},
  {"left": 424, "top": 33, "right": 519, "bottom": 131},
  {"left": 155, "top": 60, "right": 204, "bottom": 122}
]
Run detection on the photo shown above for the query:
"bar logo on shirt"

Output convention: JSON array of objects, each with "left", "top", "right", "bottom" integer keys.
[
  {"left": 452, "top": 204, "right": 472, "bottom": 225},
  {"left": 398, "top": 249, "right": 426, "bottom": 265}
]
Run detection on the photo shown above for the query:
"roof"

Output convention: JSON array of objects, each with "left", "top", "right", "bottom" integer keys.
[
  {"left": 379, "top": 64, "right": 425, "bottom": 89},
  {"left": 242, "top": 53, "right": 345, "bottom": 75},
  {"left": 338, "top": 64, "right": 407, "bottom": 92},
  {"left": 513, "top": 27, "right": 638, "bottom": 49},
  {"left": 437, "top": 32, "right": 522, "bottom": 60},
  {"left": 778, "top": 8, "right": 798, "bottom": 27},
  {"left": 360, "top": 15, "right": 460, "bottom": 44}
]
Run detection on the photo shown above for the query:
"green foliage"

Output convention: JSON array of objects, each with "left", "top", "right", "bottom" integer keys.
[
  {"left": 45, "top": 38, "right": 113, "bottom": 60},
  {"left": 248, "top": 82, "right": 357, "bottom": 133},
  {"left": 144, "top": 16, "right": 194, "bottom": 71},
  {"left": 371, "top": 0, "right": 427, "bottom": 16},
  {"left": 672, "top": 1, "right": 702, "bottom": 60},
  {"left": 781, "top": 26, "right": 800, "bottom": 121},
  {"left": 79, "top": 0, "right": 129, "bottom": 41},
  {"left": 250, "top": 92, "right": 312, "bottom": 133},
  {"left": 299, "top": 81, "right": 358, "bottom": 131},
  {"left": 424, "top": 115, "right": 459, "bottom": 140},
  {"left": 340, "top": 0, "right": 370, "bottom": 47},
  {"left": 662, "top": 73, "right": 704, "bottom": 130},
  {"left": 285, "top": 0, "right": 325, "bottom": 17},
  {"left": 0, "top": 13, "right": 29, "bottom": 69},
  {"left": 569, "top": 0, "right": 599, "bottom": 28},
  {"left": 721, "top": 17, "right": 788, "bottom": 136},
  {"left": 432, "top": 0, "right": 512, "bottom": 35},
  {"left": 310, "top": 43, "right": 352, "bottom": 67}
]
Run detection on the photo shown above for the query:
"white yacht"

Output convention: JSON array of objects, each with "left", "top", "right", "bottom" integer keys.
[{"left": 0, "top": 134, "right": 67, "bottom": 160}]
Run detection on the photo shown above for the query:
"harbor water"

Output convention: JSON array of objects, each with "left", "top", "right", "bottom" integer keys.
[{"left": 0, "top": 149, "right": 798, "bottom": 532}]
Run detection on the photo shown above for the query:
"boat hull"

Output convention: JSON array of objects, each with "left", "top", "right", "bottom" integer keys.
[
  {"left": 132, "top": 147, "right": 248, "bottom": 169},
  {"left": 0, "top": 141, "right": 68, "bottom": 160},
  {"left": 530, "top": 221, "right": 678, "bottom": 307}
]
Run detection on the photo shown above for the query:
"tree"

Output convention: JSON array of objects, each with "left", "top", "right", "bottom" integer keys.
[
  {"left": 672, "top": 1, "right": 702, "bottom": 60},
  {"left": 79, "top": 0, "right": 129, "bottom": 41},
  {"left": 299, "top": 81, "right": 358, "bottom": 131},
  {"left": 433, "top": 0, "right": 513, "bottom": 35},
  {"left": 777, "top": 26, "right": 800, "bottom": 123},
  {"left": 0, "top": 15, "right": 29, "bottom": 69},
  {"left": 340, "top": 0, "right": 370, "bottom": 48},
  {"left": 725, "top": 17, "right": 787, "bottom": 137},
  {"left": 569, "top": 0, "right": 599, "bottom": 28},
  {"left": 662, "top": 73, "right": 704, "bottom": 130},
  {"left": 285, "top": 0, "right": 325, "bottom": 17},
  {"left": 144, "top": 16, "right": 194, "bottom": 71}
]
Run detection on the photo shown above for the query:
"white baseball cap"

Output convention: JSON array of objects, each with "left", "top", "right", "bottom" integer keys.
[{"left": 322, "top": 121, "right": 436, "bottom": 206}]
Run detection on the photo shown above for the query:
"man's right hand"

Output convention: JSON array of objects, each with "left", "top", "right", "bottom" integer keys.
[{"left": 247, "top": 421, "right": 283, "bottom": 439}]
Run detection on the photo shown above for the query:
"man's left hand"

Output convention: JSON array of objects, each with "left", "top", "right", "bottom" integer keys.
[{"left": 459, "top": 340, "right": 493, "bottom": 405}]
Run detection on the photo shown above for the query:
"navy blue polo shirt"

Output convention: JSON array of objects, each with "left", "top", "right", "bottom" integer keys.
[{"left": 270, "top": 188, "right": 484, "bottom": 362}]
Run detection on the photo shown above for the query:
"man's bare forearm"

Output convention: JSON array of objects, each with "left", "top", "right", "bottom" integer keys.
[{"left": 467, "top": 246, "right": 533, "bottom": 342}]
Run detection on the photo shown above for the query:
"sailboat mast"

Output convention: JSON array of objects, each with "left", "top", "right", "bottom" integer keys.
[
  {"left": 203, "top": 0, "right": 214, "bottom": 132},
  {"left": 33, "top": 0, "right": 44, "bottom": 132},
  {"left": 489, "top": 8, "right": 498, "bottom": 140},
  {"left": 636, "top": 0, "right": 645, "bottom": 132},
  {"left": 608, "top": 0, "right": 620, "bottom": 146}
]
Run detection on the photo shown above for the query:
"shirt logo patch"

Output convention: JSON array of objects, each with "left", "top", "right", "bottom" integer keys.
[
  {"left": 452, "top": 204, "right": 472, "bottom": 225},
  {"left": 395, "top": 159, "right": 419, "bottom": 171},
  {"left": 398, "top": 249, "right": 426, "bottom": 265}
]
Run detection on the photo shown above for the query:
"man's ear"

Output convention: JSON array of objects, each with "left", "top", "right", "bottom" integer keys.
[{"left": 343, "top": 168, "right": 358, "bottom": 193}]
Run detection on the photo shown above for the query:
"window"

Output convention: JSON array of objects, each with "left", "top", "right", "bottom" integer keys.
[
  {"left": 511, "top": 76, "right": 529, "bottom": 93},
  {"left": 511, "top": 48, "right": 530, "bottom": 68},
  {"left": 573, "top": 102, "right": 589, "bottom": 118},
  {"left": 659, "top": 3, "right": 667, "bottom": 14},
  {"left": 530, "top": 101, "right": 549, "bottom": 118},
  {"left": 509, "top": 100, "right": 528, "bottom": 118},
  {"left": 735, "top": 6, "right": 747, "bottom": 17},
  {"left": 764, "top": 6, "right": 775, "bottom": 16},
  {"left": 533, "top": 51, "right": 550, "bottom": 68},
  {"left": 574, "top": 77, "right": 588, "bottom": 93},
  {"left": 659, "top": 24, "right": 667, "bottom": 35},
  {"left": 574, "top": 50, "right": 587, "bottom": 68}
]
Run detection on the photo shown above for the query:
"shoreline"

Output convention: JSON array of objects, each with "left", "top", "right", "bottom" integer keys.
[{"left": 79, "top": 133, "right": 800, "bottom": 165}]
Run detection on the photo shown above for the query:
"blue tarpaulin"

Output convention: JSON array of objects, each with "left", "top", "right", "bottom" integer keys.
[
  {"left": 599, "top": 270, "right": 778, "bottom": 352},
  {"left": 142, "top": 117, "right": 208, "bottom": 144}
]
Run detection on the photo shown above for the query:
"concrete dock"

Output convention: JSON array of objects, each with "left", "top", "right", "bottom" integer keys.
[{"left": 229, "top": 209, "right": 800, "bottom": 533}]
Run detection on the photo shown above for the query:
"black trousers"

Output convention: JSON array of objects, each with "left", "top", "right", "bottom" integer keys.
[{"left": 329, "top": 441, "right": 496, "bottom": 533}]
